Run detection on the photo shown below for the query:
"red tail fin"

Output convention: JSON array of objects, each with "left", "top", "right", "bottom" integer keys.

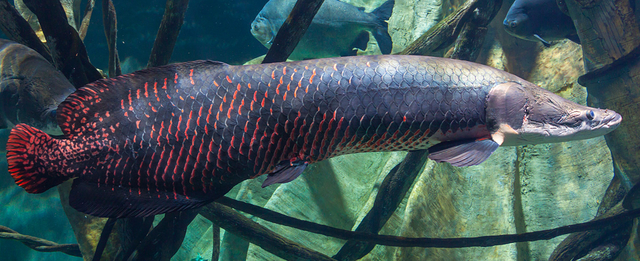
[{"left": 6, "top": 124, "right": 72, "bottom": 193}]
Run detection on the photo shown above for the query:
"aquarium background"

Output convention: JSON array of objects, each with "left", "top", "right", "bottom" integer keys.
[
  {"left": 84, "top": 0, "right": 269, "bottom": 73},
  {"left": 0, "top": 0, "right": 634, "bottom": 260}
]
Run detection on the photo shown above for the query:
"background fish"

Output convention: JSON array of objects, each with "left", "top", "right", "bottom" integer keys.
[
  {"left": 0, "top": 39, "right": 76, "bottom": 135},
  {"left": 503, "top": 0, "right": 579, "bottom": 46},
  {"left": 251, "top": 0, "right": 394, "bottom": 60}
]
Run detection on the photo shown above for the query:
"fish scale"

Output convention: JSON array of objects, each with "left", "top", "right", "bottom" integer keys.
[{"left": 7, "top": 55, "right": 555, "bottom": 218}]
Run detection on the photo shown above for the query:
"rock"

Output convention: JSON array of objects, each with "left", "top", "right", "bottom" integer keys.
[{"left": 246, "top": 152, "right": 406, "bottom": 260}]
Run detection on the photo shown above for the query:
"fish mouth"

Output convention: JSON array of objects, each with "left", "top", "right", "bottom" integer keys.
[{"left": 600, "top": 111, "right": 622, "bottom": 130}]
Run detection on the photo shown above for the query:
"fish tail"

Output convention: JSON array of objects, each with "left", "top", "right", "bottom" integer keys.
[
  {"left": 371, "top": 0, "right": 394, "bottom": 54},
  {"left": 6, "top": 124, "right": 74, "bottom": 193}
]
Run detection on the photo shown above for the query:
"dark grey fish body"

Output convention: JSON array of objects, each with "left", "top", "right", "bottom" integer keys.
[
  {"left": 251, "top": 0, "right": 394, "bottom": 60},
  {"left": 0, "top": 39, "right": 76, "bottom": 134},
  {"left": 503, "top": 0, "right": 579, "bottom": 46}
]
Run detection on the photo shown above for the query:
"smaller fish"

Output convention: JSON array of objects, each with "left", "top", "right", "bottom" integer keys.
[
  {"left": 251, "top": 0, "right": 394, "bottom": 60},
  {"left": 0, "top": 39, "right": 76, "bottom": 134},
  {"left": 503, "top": 0, "right": 579, "bottom": 46}
]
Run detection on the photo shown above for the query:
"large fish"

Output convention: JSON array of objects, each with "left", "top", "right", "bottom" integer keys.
[
  {"left": 0, "top": 39, "right": 76, "bottom": 135},
  {"left": 251, "top": 0, "right": 394, "bottom": 60},
  {"left": 503, "top": 0, "right": 579, "bottom": 46},
  {"left": 6, "top": 55, "right": 620, "bottom": 218}
]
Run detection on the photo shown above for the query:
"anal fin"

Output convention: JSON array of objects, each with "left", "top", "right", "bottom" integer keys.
[
  {"left": 261, "top": 160, "right": 308, "bottom": 188},
  {"left": 68, "top": 180, "right": 221, "bottom": 218},
  {"left": 428, "top": 138, "right": 500, "bottom": 167}
]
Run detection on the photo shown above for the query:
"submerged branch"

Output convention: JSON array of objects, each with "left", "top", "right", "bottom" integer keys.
[
  {"left": 102, "top": 0, "right": 121, "bottom": 77},
  {"left": 217, "top": 196, "right": 640, "bottom": 248},
  {"left": 262, "top": 0, "right": 325, "bottom": 63},
  {"left": 91, "top": 218, "right": 116, "bottom": 261},
  {"left": 211, "top": 224, "right": 220, "bottom": 261},
  {"left": 0, "top": 0, "right": 52, "bottom": 63},
  {"left": 78, "top": 0, "right": 95, "bottom": 40},
  {"left": 147, "top": 0, "right": 190, "bottom": 68},
  {"left": 0, "top": 225, "right": 81, "bottom": 257},
  {"left": 201, "top": 202, "right": 336, "bottom": 261},
  {"left": 130, "top": 209, "right": 199, "bottom": 261},
  {"left": 23, "top": 0, "right": 102, "bottom": 88},
  {"left": 399, "top": 0, "right": 480, "bottom": 55}
]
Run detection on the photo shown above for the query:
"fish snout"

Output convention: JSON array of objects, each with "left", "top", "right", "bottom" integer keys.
[{"left": 596, "top": 109, "right": 622, "bottom": 130}]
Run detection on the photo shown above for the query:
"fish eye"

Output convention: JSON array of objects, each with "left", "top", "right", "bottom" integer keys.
[{"left": 586, "top": 110, "right": 595, "bottom": 120}]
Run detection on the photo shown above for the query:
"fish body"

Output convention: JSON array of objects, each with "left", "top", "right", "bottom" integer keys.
[
  {"left": 0, "top": 39, "right": 76, "bottom": 134},
  {"left": 251, "top": 0, "right": 394, "bottom": 60},
  {"left": 503, "top": 0, "right": 579, "bottom": 46},
  {"left": 6, "top": 55, "right": 621, "bottom": 218}
]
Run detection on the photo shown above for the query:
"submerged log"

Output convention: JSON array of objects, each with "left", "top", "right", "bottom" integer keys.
[{"left": 551, "top": 0, "right": 640, "bottom": 258}]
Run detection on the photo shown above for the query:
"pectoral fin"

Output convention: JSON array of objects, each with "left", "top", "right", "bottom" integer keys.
[
  {"left": 534, "top": 34, "right": 551, "bottom": 47},
  {"left": 261, "top": 160, "right": 308, "bottom": 188},
  {"left": 428, "top": 138, "right": 500, "bottom": 167}
]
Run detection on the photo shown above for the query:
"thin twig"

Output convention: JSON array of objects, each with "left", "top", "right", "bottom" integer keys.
[{"left": 0, "top": 225, "right": 81, "bottom": 257}]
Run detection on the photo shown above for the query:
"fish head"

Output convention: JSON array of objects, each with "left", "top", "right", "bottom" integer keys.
[
  {"left": 0, "top": 77, "right": 68, "bottom": 135},
  {"left": 503, "top": 10, "right": 539, "bottom": 42},
  {"left": 251, "top": 14, "right": 277, "bottom": 48},
  {"left": 487, "top": 81, "right": 621, "bottom": 146}
]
